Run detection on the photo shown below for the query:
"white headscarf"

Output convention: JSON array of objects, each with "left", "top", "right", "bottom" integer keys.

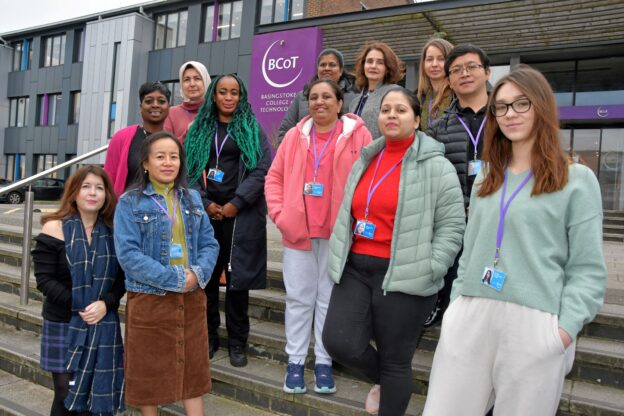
[{"left": 179, "top": 61, "right": 211, "bottom": 102}]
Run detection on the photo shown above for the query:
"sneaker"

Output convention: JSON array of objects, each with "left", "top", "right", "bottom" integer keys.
[
  {"left": 364, "top": 384, "right": 380, "bottom": 415},
  {"left": 228, "top": 345, "right": 247, "bottom": 367},
  {"left": 314, "top": 364, "right": 337, "bottom": 394},
  {"left": 423, "top": 298, "right": 442, "bottom": 328},
  {"left": 283, "top": 362, "right": 306, "bottom": 393}
]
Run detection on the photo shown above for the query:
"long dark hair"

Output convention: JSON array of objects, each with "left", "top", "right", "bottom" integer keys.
[
  {"left": 41, "top": 165, "right": 117, "bottom": 228},
  {"left": 185, "top": 74, "right": 263, "bottom": 185},
  {"left": 133, "top": 131, "right": 189, "bottom": 191}
]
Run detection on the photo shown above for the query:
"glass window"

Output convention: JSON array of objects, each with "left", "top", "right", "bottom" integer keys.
[
  {"left": 575, "top": 57, "right": 624, "bottom": 106},
  {"left": 12, "top": 42, "right": 22, "bottom": 71},
  {"left": 70, "top": 92, "right": 81, "bottom": 124},
  {"left": 9, "top": 97, "right": 30, "bottom": 127},
  {"left": 108, "top": 43, "right": 121, "bottom": 137},
  {"left": 273, "top": 0, "right": 286, "bottom": 23},
  {"left": 259, "top": 0, "right": 273, "bottom": 24},
  {"left": 560, "top": 129, "right": 572, "bottom": 157},
  {"left": 162, "top": 81, "right": 181, "bottom": 105},
  {"left": 42, "top": 34, "right": 66, "bottom": 67},
  {"left": 154, "top": 10, "right": 188, "bottom": 49},
  {"left": 599, "top": 128, "right": 624, "bottom": 210},
  {"left": 35, "top": 155, "right": 58, "bottom": 177},
  {"left": 291, "top": 0, "right": 305, "bottom": 20},
  {"left": 572, "top": 129, "right": 600, "bottom": 174},
  {"left": 73, "top": 29, "right": 85, "bottom": 62},
  {"left": 218, "top": 2, "right": 232, "bottom": 41},
  {"left": 4, "top": 154, "right": 15, "bottom": 181},
  {"left": 37, "top": 94, "right": 62, "bottom": 126},
  {"left": 203, "top": 1, "right": 243, "bottom": 42}
]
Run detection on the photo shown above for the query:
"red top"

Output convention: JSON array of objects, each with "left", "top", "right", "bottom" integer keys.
[
  {"left": 304, "top": 120, "right": 342, "bottom": 239},
  {"left": 163, "top": 100, "right": 203, "bottom": 145},
  {"left": 350, "top": 135, "right": 415, "bottom": 258}
]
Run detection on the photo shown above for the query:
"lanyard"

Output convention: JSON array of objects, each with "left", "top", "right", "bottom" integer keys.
[
  {"left": 214, "top": 126, "right": 229, "bottom": 169},
  {"left": 150, "top": 192, "right": 179, "bottom": 238},
  {"left": 494, "top": 170, "right": 533, "bottom": 266},
  {"left": 427, "top": 95, "right": 433, "bottom": 128},
  {"left": 311, "top": 124, "right": 337, "bottom": 181},
  {"left": 353, "top": 90, "right": 369, "bottom": 116},
  {"left": 455, "top": 115, "right": 486, "bottom": 160},
  {"left": 364, "top": 148, "right": 403, "bottom": 220}
]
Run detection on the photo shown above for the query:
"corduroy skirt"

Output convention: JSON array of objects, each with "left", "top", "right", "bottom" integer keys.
[{"left": 124, "top": 289, "right": 211, "bottom": 406}]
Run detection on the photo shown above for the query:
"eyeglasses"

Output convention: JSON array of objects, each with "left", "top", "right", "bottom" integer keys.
[
  {"left": 318, "top": 62, "right": 339, "bottom": 69},
  {"left": 448, "top": 62, "right": 483, "bottom": 77},
  {"left": 490, "top": 98, "right": 532, "bottom": 117}
]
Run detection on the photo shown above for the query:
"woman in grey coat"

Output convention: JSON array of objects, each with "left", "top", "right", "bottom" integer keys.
[
  {"left": 349, "top": 41, "right": 405, "bottom": 140},
  {"left": 278, "top": 48, "right": 357, "bottom": 143}
]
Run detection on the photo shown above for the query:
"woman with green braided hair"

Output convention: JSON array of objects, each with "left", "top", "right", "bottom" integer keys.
[{"left": 185, "top": 74, "right": 271, "bottom": 368}]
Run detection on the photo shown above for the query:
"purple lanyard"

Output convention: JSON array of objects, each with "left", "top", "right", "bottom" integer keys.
[
  {"left": 354, "top": 90, "right": 369, "bottom": 116},
  {"left": 427, "top": 96, "right": 433, "bottom": 127},
  {"left": 311, "top": 124, "right": 337, "bottom": 181},
  {"left": 455, "top": 115, "right": 486, "bottom": 160},
  {"left": 364, "top": 148, "right": 403, "bottom": 220},
  {"left": 150, "top": 192, "right": 179, "bottom": 235},
  {"left": 494, "top": 170, "right": 533, "bottom": 266},
  {"left": 214, "top": 127, "right": 229, "bottom": 169}
]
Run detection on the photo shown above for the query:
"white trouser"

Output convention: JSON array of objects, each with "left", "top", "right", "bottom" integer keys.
[
  {"left": 283, "top": 239, "right": 333, "bottom": 365},
  {"left": 423, "top": 296, "right": 575, "bottom": 416}
]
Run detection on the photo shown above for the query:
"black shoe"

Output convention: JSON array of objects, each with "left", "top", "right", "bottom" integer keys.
[
  {"left": 423, "top": 298, "right": 443, "bottom": 328},
  {"left": 209, "top": 339, "right": 219, "bottom": 359},
  {"left": 229, "top": 345, "right": 248, "bottom": 367}
]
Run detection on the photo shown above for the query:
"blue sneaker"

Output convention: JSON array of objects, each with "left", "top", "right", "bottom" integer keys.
[
  {"left": 314, "top": 364, "right": 337, "bottom": 394},
  {"left": 283, "top": 362, "right": 306, "bottom": 393}
]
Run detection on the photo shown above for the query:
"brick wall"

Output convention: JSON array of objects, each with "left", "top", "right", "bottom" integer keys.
[{"left": 306, "top": 0, "right": 409, "bottom": 18}]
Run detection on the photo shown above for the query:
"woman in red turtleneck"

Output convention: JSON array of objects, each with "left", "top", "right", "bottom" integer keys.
[
  {"left": 164, "top": 61, "right": 211, "bottom": 145},
  {"left": 322, "top": 87, "right": 465, "bottom": 416}
]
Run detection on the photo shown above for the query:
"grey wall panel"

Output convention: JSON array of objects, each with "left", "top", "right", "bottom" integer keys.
[
  {"left": 209, "top": 42, "right": 225, "bottom": 76},
  {"left": 172, "top": 47, "right": 187, "bottom": 75},
  {"left": 187, "top": 4, "right": 202, "bottom": 49},
  {"left": 70, "top": 63, "right": 83, "bottom": 90},
  {"left": 67, "top": 124, "right": 78, "bottom": 151},
  {"left": 223, "top": 39, "right": 240, "bottom": 75},
  {"left": 196, "top": 43, "right": 213, "bottom": 74},
  {"left": 237, "top": 54, "right": 252, "bottom": 87},
  {"left": 239, "top": 0, "right": 256, "bottom": 56},
  {"left": 7, "top": 71, "right": 29, "bottom": 97},
  {"left": 0, "top": 45, "right": 11, "bottom": 174}
]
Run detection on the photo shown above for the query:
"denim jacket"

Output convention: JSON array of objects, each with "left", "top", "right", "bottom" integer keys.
[{"left": 114, "top": 183, "right": 219, "bottom": 295}]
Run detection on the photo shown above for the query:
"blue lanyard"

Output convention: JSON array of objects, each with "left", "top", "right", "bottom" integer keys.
[
  {"left": 150, "top": 192, "right": 179, "bottom": 236},
  {"left": 353, "top": 90, "right": 369, "bottom": 116},
  {"left": 311, "top": 124, "right": 337, "bottom": 181},
  {"left": 494, "top": 170, "right": 533, "bottom": 266},
  {"left": 455, "top": 115, "right": 486, "bottom": 160},
  {"left": 364, "top": 148, "right": 403, "bottom": 220},
  {"left": 214, "top": 125, "right": 229, "bottom": 169}
]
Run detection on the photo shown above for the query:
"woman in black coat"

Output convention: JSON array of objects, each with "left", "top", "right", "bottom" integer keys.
[{"left": 185, "top": 74, "right": 271, "bottom": 368}]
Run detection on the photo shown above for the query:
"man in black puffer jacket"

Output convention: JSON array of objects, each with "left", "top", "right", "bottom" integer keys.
[{"left": 425, "top": 44, "right": 492, "bottom": 327}]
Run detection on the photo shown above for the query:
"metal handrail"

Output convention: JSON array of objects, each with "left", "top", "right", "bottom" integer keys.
[
  {"left": 0, "top": 144, "right": 109, "bottom": 195},
  {"left": 0, "top": 144, "right": 109, "bottom": 305}
]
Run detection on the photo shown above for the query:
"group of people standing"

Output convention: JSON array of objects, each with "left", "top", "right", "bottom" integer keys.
[{"left": 32, "top": 36, "right": 607, "bottom": 416}]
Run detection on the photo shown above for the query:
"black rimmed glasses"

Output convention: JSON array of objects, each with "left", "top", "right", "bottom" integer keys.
[
  {"left": 490, "top": 98, "right": 532, "bottom": 117},
  {"left": 448, "top": 62, "right": 483, "bottom": 77}
]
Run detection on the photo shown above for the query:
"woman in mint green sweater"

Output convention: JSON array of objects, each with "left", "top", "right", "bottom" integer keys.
[{"left": 424, "top": 65, "right": 607, "bottom": 415}]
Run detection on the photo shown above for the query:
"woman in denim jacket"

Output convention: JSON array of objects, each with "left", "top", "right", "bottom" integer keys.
[{"left": 114, "top": 132, "right": 219, "bottom": 416}]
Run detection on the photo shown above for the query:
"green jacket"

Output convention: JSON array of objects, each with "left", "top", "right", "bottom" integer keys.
[{"left": 328, "top": 130, "right": 466, "bottom": 296}]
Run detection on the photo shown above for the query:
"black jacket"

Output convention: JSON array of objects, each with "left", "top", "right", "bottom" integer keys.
[
  {"left": 196, "top": 129, "right": 272, "bottom": 291},
  {"left": 426, "top": 99, "right": 486, "bottom": 207}
]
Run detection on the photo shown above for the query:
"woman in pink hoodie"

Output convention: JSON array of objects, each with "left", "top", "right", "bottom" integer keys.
[{"left": 266, "top": 79, "right": 372, "bottom": 395}]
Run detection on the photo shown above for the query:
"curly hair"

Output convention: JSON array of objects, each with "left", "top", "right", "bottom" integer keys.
[
  {"left": 185, "top": 74, "right": 263, "bottom": 185},
  {"left": 353, "top": 41, "right": 404, "bottom": 91}
]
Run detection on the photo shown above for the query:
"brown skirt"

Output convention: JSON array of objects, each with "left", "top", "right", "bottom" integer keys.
[{"left": 124, "top": 289, "right": 211, "bottom": 406}]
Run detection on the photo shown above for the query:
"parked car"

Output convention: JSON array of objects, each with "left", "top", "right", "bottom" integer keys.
[{"left": 0, "top": 178, "right": 65, "bottom": 204}]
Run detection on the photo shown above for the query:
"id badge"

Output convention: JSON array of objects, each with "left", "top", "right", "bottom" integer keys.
[
  {"left": 468, "top": 159, "right": 482, "bottom": 176},
  {"left": 303, "top": 182, "right": 324, "bottom": 197},
  {"left": 170, "top": 243, "right": 183, "bottom": 259},
  {"left": 207, "top": 168, "right": 225, "bottom": 183},
  {"left": 354, "top": 219, "right": 376, "bottom": 239},
  {"left": 481, "top": 266, "right": 507, "bottom": 292}
]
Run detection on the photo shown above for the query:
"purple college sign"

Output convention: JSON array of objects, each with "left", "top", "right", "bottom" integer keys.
[{"left": 248, "top": 28, "right": 323, "bottom": 150}]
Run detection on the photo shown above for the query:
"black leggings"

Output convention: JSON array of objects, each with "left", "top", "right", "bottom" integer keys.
[
  {"left": 322, "top": 253, "right": 436, "bottom": 416},
  {"left": 51, "top": 373, "right": 89, "bottom": 416}
]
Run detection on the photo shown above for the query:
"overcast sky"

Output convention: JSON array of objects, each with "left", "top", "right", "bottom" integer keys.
[{"left": 0, "top": 0, "right": 159, "bottom": 35}]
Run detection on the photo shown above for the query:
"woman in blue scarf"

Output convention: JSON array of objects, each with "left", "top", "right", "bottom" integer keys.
[{"left": 33, "top": 165, "right": 125, "bottom": 416}]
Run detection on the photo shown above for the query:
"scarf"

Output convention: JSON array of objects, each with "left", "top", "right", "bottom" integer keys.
[{"left": 63, "top": 215, "right": 125, "bottom": 416}]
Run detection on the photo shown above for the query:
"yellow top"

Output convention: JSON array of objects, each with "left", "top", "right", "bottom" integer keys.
[{"left": 151, "top": 180, "right": 188, "bottom": 267}]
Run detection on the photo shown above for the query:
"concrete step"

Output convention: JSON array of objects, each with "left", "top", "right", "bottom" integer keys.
[
  {"left": 604, "top": 233, "right": 624, "bottom": 243},
  {"left": 604, "top": 210, "right": 624, "bottom": 219},
  {"left": 1, "top": 320, "right": 622, "bottom": 416},
  {"left": 1, "top": 287, "right": 623, "bottom": 396},
  {"left": 0, "top": 322, "right": 423, "bottom": 416}
]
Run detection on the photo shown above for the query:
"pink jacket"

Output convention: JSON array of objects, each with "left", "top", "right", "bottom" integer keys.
[
  {"left": 265, "top": 114, "right": 372, "bottom": 250},
  {"left": 104, "top": 124, "right": 139, "bottom": 197}
]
